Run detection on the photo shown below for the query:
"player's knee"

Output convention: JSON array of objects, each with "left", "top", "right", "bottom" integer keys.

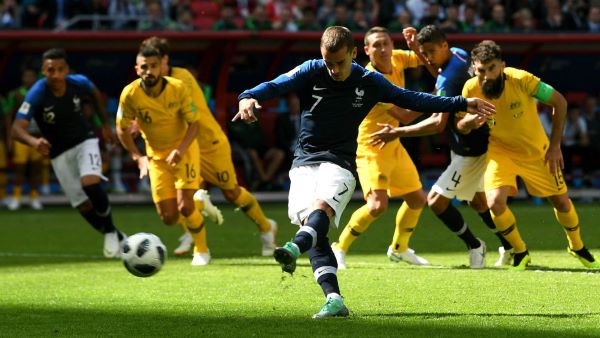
[
  {"left": 468, "top": 199, "right": 487, "bottom": 213},
  {"left": 428, "top": 194, "right": 449, "bottom": 214},
  {"left": 222, "top": 186, "right": 240, "bottom": 202},
  {"left": 550, "top": 195, "right": 571, "bottom": 212},
  {"left": 312, "top": 200, "right": 335, "bottom": 218},
  {"left": 159, "top": 212, "right": 179, "bottom": 226},
  {"left": 404, "top": 190, "right": 426, "bottom": 209},
  {"left": 76, "top": 200, "right": 93, "bottom": 213},
  {"left": 367, "top": 201, "right": 387, "bottom": 217}
]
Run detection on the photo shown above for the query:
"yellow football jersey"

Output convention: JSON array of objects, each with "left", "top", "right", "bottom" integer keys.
[
  {"left": 169, "top": 67, "right": 228, "bottom": 149},
  {"left": 357, "top": 50, "right": 421, "bottom": 150},
  {"left": 117, "top": 76, "right": 199, "bottom": 160},
  {"left": 462, "top": 67, "right": 548, "bottom": 158}
]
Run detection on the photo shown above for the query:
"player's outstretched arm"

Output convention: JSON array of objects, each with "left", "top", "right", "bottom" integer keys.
[
  {"left": 11, "top": 119, "right": 51, "bottom": 156},
  {"left": 455, "top": 112, "right": 487, "bottom": 135},
  {"left": 370, "top": 113, "right": 448, "bottom": 149},
  {"left": 465, "top": 97, "right": 495, "bottom": 117},
  {"left": 232, "top": 98, "right": 261, "bottom": 123}
]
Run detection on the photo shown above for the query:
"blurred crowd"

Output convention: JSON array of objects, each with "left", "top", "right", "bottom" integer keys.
[{"left": 1, "top": 0, "right": 600, "bottom": 33}]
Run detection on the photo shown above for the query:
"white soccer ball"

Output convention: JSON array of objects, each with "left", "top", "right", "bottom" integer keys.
[{"left": 122, "top": 233, "right": 166, "bottom": 277}]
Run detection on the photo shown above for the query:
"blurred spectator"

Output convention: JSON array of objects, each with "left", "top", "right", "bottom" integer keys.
[
  {"left": 316, "top": 0, "right": 335, "bottom": 27},
  {"left": 458, "top": 4, "right": 482, "bottom": 32},
  {"left": 272, "top": 6, "right": 298, "bottom": 31},
  {"left": 138, "top": 0, "right": 176, "bottom": 31},
  {"left": 352, "top": 8, "right": 369, "bottom": 31},
  {"left": 326, "top": 4, "right": 355, "bottom": 30},
  {"left": 228, "top": 112, "right": 287, "bottom": 191},
  {"left": 586, "top": 5, "right": 600, "bottom": 32},
  {"left": 265, "top": 0, "right": 286, "bottom": 21},
  {"left": 1, "top": 0, "right": 19, "bottom": 28},
  {"left": 540, "top": 0, "right": 573, "bottom": 31},
  {"left": 388, "top": 9, "right": 413, "bottom": 32},
  {"left": 562, "top": 105, "right": 589, "bottom": 177},
  {"left": 439, "top": 4, "right": 460, "bottom": 33},
  {"left": 562, "top": 0, "right": 588, "bottom": 30},
  {"left": 21, "top": 0, "right": 56, "bottom": 29},
  {"left": 582, "top": 96, "right": 600, "bottom": 172},
  {"left": 419, "top": 0, "right": 444, "bottom": 27},
  {"left": 513, "top": 8, "right": 537, "bottom": 32},
  {"left": 375, "top": 0, "right": 399, "bottom": 28},
  {"left": 406, "top": 0, "right": 429, "bottom": 26},
  {"left": 173, "top": 6, "right": 194, "bottom": 31},
  {"left": 212, "top": 5, "right": 240, "bottom": 30},
  {"left": 297, "top": 6, "right": 320, "bottom": 31},
  {"left": 108, "top": 0, "right": 141, "bottom": 30},
  {"left": 483, "top": 4, "right": 511, "bottom": 33},
  {"left": 244, "top": 5, "right": 273, "bottom": 31}
]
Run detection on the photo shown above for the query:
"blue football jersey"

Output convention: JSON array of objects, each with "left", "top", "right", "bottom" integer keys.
[
  {"left": 438, "top": 47, "right": 489, "bottom": 157},
  {"left": 16, "top": 74, "right": 97, "bottom": 158},
  {"left": 240, "top": 60, "right": 468, "bottom": 173}
]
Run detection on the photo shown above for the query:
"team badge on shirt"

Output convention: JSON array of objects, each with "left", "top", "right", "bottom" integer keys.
[{"left": 352, "top": 87, "right": 364, "bottom": 108}]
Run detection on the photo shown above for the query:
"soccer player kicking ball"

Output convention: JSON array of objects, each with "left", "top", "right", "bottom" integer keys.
[
  {"left": 331, "top": 26, "right": 434, "bottom": 269},
  {"left": 463, "top": 41, "right": 599, "bottom": 270},
  {"left": 139, "top": 37, "right": 277, "bottom": 258},
  {"left": 116, "top": 46, "right": 212, "bottom": 266},
  {"left": 12, "top": 48, "right": 127, "bottom": 258},
  {"left": 371, "top": 25, "right": 514, "bottom": 268},
  {"left": 233, "top": 26, "right": 495, "bottom": 318}
]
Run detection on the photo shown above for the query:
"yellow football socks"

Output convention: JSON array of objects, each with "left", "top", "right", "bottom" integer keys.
[
  {"left": 233, "top": 187, "right": 271, "bottom": 233},
  {"left": 390, "top": 202, "right": 422, "bottom": 252},
  {"left": 555, "top": 199, "right": 583, "bottom": 251},
  {"left": 491, "top": 207, "right": 527, "bottom": 253},
  {"left": 337, "top": 205, "right": 376, "bottom": 252},
  {"left": 185, "top": 209, "right": 208, "bottom": 253}
]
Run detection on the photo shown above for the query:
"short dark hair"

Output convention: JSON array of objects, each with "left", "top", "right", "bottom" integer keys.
[
  {"left": 141, "top": 36, "right": 170, "bottom": 57},
  {"left": 321, "top": 26, "right": 354, "bottom": 53},
  {"left": 364, "top": 26, "right": 389, "bottom": 45},
  {"left": 42, "top": 48, "right": 67, "bottom": 62},
  {"left": 417, "top": 25, "right": 446, "bottom": 45},
  {"left": 471, "top": 40, "right": 502, "bottom": 63},
  {"left": 138, "top": 45, "right": 162, "bottom": 59}
]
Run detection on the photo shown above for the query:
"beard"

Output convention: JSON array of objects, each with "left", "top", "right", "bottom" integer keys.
[
  {"left": 481, "top": 74, "right": 505, "bottom": 99},
  {"left": 142, "top": 76, "right": 159, "bottom": 87}
]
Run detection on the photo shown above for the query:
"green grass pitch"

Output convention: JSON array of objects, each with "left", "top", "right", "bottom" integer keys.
[{"left": 1, "top": 201, "right": 599, "bottom": 337}]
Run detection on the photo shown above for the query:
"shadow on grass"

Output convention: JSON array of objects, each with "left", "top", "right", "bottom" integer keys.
[
  {"left": 1, "top": 306, "right": 598, "bottom": 338},
  {"left": 367, "top": 312, "right": 600, "bottom": 319}
]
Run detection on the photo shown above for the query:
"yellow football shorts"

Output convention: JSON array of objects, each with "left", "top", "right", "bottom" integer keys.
[
  {"left": 199, "top": 139, "right": 238, "bottom": 191},
  {"left": 149, "top": 141, "right": 202, "bottom": 203},
  {"left": 356, "top": 141, "right": 422, "bottom": 198},
  {"left": 485, "top": 149, "right": 568, "bottom": 197},
  {"left": 12, "top": 140, "right": 44, "bottom": 164}
]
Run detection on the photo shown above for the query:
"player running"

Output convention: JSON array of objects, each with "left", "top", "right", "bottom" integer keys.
[
  {"left": 116, "top": 46, "right": 209, "bottom": 266},
  {"left": 139, "top": 37, "right": 277, "bottom": 259},
  {"left": 12, "top": 48, "right": 127, "bottom": 258}
]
